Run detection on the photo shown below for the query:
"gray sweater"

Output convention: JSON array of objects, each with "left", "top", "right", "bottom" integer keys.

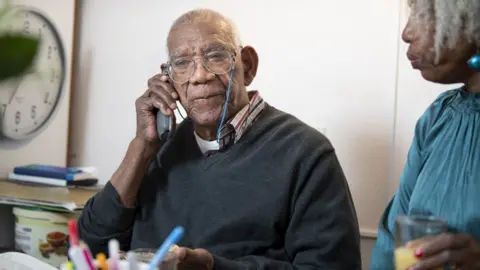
[{"left": 78, "top": 104, "right": 361, "bottom": 269}]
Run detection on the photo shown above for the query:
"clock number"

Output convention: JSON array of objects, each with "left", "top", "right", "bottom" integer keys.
[
  {"left": 15, "top": 111, "right": 21, "bottom": 125},
  {"left": 23, "top": 20, "right": 30, "bottom": 34},
  {"left": 38, "top": 28, "right": 42, "bottom": 38},
  {"left": 50, "top": 70, "right": 55, "bottom": 83},
  {"left": 31, "top": 105, "right": 37, "bottom": 119},
  {"left": 48, "top": 46, "right": 52, "bottom": 60},
  {"left": 44, "top": 92, "right": 50, "bottom": 104}
]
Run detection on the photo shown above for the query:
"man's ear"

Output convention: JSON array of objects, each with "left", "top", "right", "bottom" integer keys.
[{"left": 240, "top": 46, "right": 258, "bottom": 86}]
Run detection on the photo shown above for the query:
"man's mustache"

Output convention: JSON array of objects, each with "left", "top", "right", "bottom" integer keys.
[{"left": 187, "top": 84, "right": 226, "bottom": 100}]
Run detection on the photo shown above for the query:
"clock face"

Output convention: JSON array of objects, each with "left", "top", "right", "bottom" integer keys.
[{"left": 0, "top": 7, "right": 66, "bottom": 140}]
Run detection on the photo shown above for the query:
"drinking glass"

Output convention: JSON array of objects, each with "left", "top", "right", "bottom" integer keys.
[
  {"left": 394, "top": 215, "right": 448, "bottom": 270},
  {"left": 131, "top": 248, "right": 178, "bottom": 270}
]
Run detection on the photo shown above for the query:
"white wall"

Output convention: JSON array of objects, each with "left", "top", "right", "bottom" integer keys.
[{"left": 69, "top": 0, "right": 401, "bottom": 238}]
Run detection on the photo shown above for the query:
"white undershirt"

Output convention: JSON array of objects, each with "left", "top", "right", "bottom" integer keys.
[{"left": 194, "top": 131, "right": 220, "bottom": 154}]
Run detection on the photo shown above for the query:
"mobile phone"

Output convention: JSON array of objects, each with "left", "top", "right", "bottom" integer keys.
[
  {"left": 156, "top": 110, "right": 175, "bottom": 141},
  {"left": 156, "top": 64, "right": 176, "bottom": 141}
]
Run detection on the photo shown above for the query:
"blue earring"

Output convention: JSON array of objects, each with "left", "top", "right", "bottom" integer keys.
[{"left": 467, "top": 48, "right": 480, "bottom": 71}]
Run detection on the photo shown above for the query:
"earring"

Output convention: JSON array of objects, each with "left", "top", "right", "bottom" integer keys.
[{"left": 467, "top": 47, "right": 480, "bottom": 71}]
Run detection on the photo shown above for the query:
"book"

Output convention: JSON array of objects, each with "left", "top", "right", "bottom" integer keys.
[
  {"left": 13, "top": 164, "right": 94, "bottom": 181},
  {"left": 8, "top": 172, "right": 98, "bottom": 187}
]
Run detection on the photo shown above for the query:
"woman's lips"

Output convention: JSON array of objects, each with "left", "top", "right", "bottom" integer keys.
[{"left": 406, "top": 53, "right": 426, "bottom": 69}]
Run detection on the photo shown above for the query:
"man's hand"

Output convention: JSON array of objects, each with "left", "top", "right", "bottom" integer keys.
[
  {"left": 135, "top": 73, "right": 178, "bottom": 142},
  {"left": 175, "top": 247, "right": 214, "bottom": 270},
  {"left": 411, "top": 232, "right": 480, "bottom": 270},
  {"left": 109, "top": 72, "right": 179, "bottom": 207}
]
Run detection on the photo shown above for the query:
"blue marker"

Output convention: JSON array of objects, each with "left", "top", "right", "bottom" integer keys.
[{"left": 148, "top": 226, "right": 184, "bottom": 270}]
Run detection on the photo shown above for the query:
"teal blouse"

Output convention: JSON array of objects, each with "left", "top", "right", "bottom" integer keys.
[{"left": 370, "top": 87, "right": 480, "bottom": 269}]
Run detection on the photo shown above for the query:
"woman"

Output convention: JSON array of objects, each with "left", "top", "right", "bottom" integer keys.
[{"left": 371, "top": 0, "right": 480, "bottom": 269}]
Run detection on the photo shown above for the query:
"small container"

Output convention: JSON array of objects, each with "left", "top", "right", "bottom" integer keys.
[
  {"left": 130, "top": 248, "right": 178, "bottom": 270},
  {"left": 394, "top": 215, "right": 448, "bottom": 270},
  {"left": 13, "top": 206, "right": 79, "bottom": 268}
]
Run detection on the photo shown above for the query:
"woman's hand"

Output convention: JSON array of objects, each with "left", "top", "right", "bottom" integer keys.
[{"left": 410, "top": 232, "right": 480, "bottom": 270}]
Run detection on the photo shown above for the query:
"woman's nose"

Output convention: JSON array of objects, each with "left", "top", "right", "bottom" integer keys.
[{"left": 401, "top": 22, "right": 414, "bottom": 44}]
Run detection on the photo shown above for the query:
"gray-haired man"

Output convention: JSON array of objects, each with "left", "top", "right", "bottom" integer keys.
[{"left": 78, "top": 8, "right": 361, "bottom": 270}]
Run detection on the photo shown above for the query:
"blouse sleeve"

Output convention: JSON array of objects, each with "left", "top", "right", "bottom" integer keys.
[{"left": 369, "top": 90, "right": 455, "bottom": 269}]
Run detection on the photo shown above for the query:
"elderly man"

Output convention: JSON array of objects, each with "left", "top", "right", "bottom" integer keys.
[{"left": 78, "top": 8, "right": 361, "bottom": 269}]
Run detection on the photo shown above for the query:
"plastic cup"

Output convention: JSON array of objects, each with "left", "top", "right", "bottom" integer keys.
[{"left": 394, "top": 215, "right": 448, "bottom": 270}]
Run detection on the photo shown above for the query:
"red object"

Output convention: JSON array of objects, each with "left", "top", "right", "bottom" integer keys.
[
  {"left": 68, "top": 219, "right": 79, "bottom": 246},
  {"left": 414, "top": 249, "right": 423, "bottom": 258}
]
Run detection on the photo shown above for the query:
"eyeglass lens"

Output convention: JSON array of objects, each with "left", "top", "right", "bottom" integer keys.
[{"left": 168, "top": 50, "right": 234, "bottom": 83}]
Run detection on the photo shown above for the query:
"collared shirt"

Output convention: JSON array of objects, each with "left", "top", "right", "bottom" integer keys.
[{"left": 194, "top": 90, "right": 265, "bottom": 155}]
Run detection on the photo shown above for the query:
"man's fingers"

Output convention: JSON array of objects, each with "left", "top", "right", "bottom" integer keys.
[
  {"left": 160, "top": 75, "right": 169, "bottom": 82},
  {"left": 417, "top": 233, "right": 470, "bottom": 258},
  {"left": 150, "top": 86, "right": 177, "bottom": 110},
  {"left": 175, "top": 247, "right": 188, "bottom": 263},
  {"left": 140, "top": 96, "right": 172, "bottom": 116},
  {"left": 149, "top": 77, "right": 179, "bottom": 100},
  {"left": 141, "top": 89, "right": 151, "bottom": 98},
  {"left": 152, "top": 97, "right": 173, "bottom": 116},
  {"left": 147, "top": 74, "right": 164, "bottom": 87},
  {"left": 175, "top": 248, "right": 210, "bottom": 264}
]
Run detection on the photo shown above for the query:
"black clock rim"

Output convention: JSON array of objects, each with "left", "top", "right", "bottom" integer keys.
[{"left": 1, "top": 5, "right": 67, "bottom": 141}]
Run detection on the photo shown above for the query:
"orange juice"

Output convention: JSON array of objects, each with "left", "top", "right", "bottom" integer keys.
[
  {"left": 395, "top": 246, "right": 442, "bottom": 270},
  {"left": 395, "top": 247, "right": 418, "bottom": 269}
]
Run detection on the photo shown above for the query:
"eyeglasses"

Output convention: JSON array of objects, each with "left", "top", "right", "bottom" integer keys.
[{"left": 161, "top": 48, "right": 239, "bottom": 84}]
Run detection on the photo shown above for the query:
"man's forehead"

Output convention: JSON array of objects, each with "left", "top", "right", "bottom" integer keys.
[
  {"left": 168, "top": 22, "right": 235, "bottom": 56},
  {"left": 169, "top": 40, "right": 230, "bottom": 57}
]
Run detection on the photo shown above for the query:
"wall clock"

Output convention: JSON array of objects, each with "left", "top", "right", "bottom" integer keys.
[{"left": 0, "top": 5, "right": 66, "bottom": 141}]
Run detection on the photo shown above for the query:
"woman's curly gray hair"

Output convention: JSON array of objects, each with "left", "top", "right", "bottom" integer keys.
[{"left": 409, "top": 0, "right": 480, "bottom": 62}]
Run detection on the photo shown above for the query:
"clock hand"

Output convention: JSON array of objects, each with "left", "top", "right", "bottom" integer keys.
[
  {"left": 8, "top": 80, "right": 22, "bottom": 105},
  {"left": 7, "top": 68, "right": 41, "bottom": 105}
]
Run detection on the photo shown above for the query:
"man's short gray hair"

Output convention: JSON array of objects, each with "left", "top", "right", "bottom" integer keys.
[
  {"left": 167, "top": 8, "right": 242, "bottom": 54},
  {"left": 409, "top": 0, "right": 480, "bottom": 62}
]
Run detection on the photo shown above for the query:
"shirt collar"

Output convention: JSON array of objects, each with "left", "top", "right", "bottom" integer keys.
[{"left": 216, "top": 90, "right": 266, "bottom": 152}]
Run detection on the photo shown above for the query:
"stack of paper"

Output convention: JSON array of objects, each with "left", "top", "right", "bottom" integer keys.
[{"left": 0, "top": 180, "right": 100, "bottom": 212}]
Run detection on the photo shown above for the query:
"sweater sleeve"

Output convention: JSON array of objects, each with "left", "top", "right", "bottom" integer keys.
[
  {"left": 212, "top": 145, "right": 361, "bottom": 270},
  {"left": 77, "top": 159, "right": 160, "bottom": 256},
  {"left": 77, "top": 181, "right": 137, "bottom": 256}
]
